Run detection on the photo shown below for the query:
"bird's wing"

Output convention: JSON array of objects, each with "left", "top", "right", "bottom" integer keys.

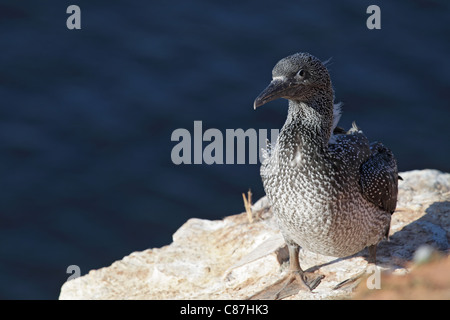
[{"left": 359, "top": 142, "right": 399, "bottom": 214}]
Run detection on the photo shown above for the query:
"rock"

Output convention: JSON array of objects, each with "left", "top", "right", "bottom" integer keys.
[
  {"left": 413, "top": 244, "right": 443, "bottom": 265},
  {"left": 59, "top": 169, "right": 450, "bottom": 300},
  {"left": 352, "top": 254, "right": 450, "bottom": 300}
]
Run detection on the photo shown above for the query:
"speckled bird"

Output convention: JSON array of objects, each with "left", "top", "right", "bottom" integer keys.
[{"left": 254, "top": 52, "right": 400, "bottom": 293}]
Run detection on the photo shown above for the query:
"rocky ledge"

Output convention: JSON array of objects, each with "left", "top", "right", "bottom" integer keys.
[{"left": 59, "top": 169, "right": 450, "bottom": 299}]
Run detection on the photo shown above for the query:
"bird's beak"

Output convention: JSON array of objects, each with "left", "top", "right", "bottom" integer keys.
[{"left": 253, "top": 78, "right": 290, "bottom": 110}]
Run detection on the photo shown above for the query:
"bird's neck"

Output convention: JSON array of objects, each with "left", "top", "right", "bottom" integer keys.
[{"left": 282, "top": 99, "right": 334, "bottom": 148}]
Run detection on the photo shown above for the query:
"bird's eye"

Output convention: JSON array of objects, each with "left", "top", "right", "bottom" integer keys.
[{"left": 297, "top": 69, "right": 306, "bottom": 78}]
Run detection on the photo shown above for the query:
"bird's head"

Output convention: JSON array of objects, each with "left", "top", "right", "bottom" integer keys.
[{"left": 253, "top": 52, "right": 332, "bottom": 110}]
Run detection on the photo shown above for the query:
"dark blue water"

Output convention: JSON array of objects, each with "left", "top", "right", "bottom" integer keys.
[{"left": 0, "top": 0, "right": 449, "bottom": 299}]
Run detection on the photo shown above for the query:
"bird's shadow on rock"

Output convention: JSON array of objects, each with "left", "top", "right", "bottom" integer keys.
[
  {"left": 307, "top": 201, "right": 450, "bottom": 272},
  {"left": 363, "top": 201, "right": 449, "bottom": 268}
]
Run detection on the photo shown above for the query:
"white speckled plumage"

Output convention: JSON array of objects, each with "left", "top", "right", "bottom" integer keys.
[{"left": 255, "top": 52, "right": 399, "bottom": 259}]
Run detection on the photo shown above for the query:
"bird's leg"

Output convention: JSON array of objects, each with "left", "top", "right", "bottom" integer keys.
[
  {"left": 272, "top": 244, "right": 324, "bottom": 299},
  {"left": 368, "top": 244, "right": 377, "bottom": 264},
  {"left": 247, "top": 244, "right": 324, "bottom": 300},
  {"left": 333, "top": 244, "right": 378, "bottom": 290},
  {"left": 288, "top": 245, "right": 324, "bottom": 290}
]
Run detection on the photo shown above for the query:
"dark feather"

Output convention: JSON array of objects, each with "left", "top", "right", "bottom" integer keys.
[{"left": 360, "top": 142, "right": 399, "bottom": 214}]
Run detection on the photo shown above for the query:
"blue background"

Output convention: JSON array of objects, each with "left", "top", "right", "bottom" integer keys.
[{"left": 0, "top": 0, "right": 449, "bottom": 299}]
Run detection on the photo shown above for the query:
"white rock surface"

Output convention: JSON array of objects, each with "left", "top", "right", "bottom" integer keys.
[{"left": 59, "top": 169, "right": 450, "bottom": 299}]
